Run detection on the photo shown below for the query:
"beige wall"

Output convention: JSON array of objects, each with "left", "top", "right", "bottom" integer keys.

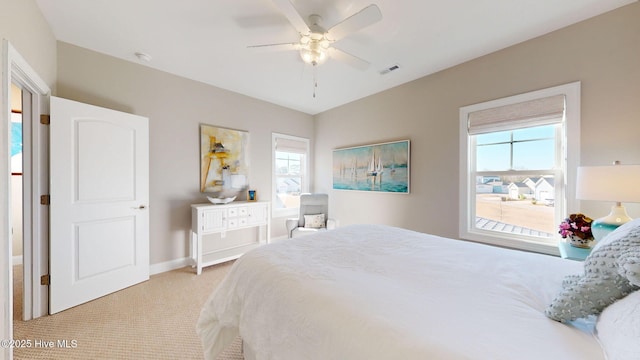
[
  {"left": 1, "top": 0, "right": 57, "bottom": 354},
  {"left": 56, "top": 42, "right": 314, "bottom": 265},
  {"left": 1, "top": 0, "right": 57, "bottom": 261},
  {"left": 0, "top": 0, "right": 57, "bottom": 89},
  {"left": 314, "top": 2, "right": 640, "bottom": 239},
  {"left": 4, "top": 0, "right": 639, "bottom": 270}
]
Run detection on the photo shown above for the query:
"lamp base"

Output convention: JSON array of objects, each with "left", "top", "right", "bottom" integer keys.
[{"left": 591, "top": 205, "right": 632, "bottom": 241}]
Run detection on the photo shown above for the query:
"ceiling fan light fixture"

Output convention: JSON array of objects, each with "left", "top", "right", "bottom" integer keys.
[
  {"left": 300, "top": 47, "right": 327, "bottom": 65},
  {"left": 309, "top": 31, "right": 324, "bottom": 41},
  {"left": 299, "top": 39, "right": 328, "bottom": 65}
]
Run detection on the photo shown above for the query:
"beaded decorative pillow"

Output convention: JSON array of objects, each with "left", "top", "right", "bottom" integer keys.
[
  {"left": 303, "top": 214, "right": 326, "bottom": 229},
  {"left": 545, "top": 219, "right": 640, "bottom": 322}
]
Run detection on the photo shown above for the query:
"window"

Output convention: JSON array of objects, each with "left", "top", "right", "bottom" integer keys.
[
  {"left": 272, "top": 133, "right": 310, "bottom": 216},
  {"left": 459, "top": 82, "right": 581, "bottom": 253}
]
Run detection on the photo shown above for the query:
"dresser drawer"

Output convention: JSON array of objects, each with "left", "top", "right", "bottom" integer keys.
[{"left": 238, "top": 206, "right": 248, "bottom": 217}]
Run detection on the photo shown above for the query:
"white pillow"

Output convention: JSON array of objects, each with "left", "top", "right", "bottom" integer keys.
[
  {"left": 596, "top": 290, "right": 640, "bottom": 360},
  {"left": 303, "top": 214, "right": 326, "bottom": 229}
]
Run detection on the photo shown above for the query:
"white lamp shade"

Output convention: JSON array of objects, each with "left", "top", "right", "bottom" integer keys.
[{"left": 576, "top": 165, "right": 640, "bottom": 202}]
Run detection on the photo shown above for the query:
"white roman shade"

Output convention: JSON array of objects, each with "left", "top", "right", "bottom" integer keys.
[
  {"left": 275, "top": 136, "right": 308, "bottom": 154},
  {"left": 468, "top": 94, "right": 565, "bottom": 135}
]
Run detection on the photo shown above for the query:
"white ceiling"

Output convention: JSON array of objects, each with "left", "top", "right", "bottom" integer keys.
[{"left": 35, "top": 0, "right": 635, "bottom": 115}]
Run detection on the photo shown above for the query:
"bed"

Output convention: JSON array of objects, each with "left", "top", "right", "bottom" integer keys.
[{"left": 197, "top": 223, "right": 640, "bottom": 360}]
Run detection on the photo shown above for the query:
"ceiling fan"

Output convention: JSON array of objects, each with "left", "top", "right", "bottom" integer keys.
[{"left": 249, "top": 0, "right": 383, "bottom": 69}]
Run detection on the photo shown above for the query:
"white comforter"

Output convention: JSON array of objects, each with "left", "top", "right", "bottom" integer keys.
[{"left": 197, "top": 224, "right": 604, "bottom": 360}]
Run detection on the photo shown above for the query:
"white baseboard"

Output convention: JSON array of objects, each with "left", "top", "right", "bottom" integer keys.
[
  {"left": 148, "top": 238, "right": 287, "bottom": 275},
  {"left": 12, "top": 256, "right": 23, "bottom": 266},
  {"left": 149, "top": 257, "right": 191, "bottom": 276}
]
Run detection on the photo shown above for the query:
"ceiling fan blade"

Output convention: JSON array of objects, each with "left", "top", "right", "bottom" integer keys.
[
  {"left": 328, "top": 47, "right": 370, "bottom": 71},
  {"left": 272, "top": 0, "right": 311, "bottom": 35},
  {"left": 327, "top": 4, "right": 382, "bottom": 41},
  {"left": 247, "top": 42, "right": 300, "bottom": 52}
]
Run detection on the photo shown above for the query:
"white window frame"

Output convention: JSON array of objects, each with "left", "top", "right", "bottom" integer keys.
[
  {"left": 272, "top": 133, "right": 310, "bottom": 218},
  {"left": 459, "top": 82, "right": 581, "bottom": 254}
]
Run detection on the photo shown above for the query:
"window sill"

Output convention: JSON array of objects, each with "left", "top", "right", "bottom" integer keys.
[{"left": 461, "top": 230, "right": 560, "bottom": 257}]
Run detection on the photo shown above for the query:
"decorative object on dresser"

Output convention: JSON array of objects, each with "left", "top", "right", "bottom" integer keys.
[
  {"left": 247, "top": 189, "right": 256, "bottom": 201},
  {"left": 285, "top": 193, "right": 337, "bottom": 238},
  {"left": 200, "top": 124, "right": 250, "bottom": 197},
  {"left": 576, "top": 161, "right": 640, "bottom": 241},
  {"left": 332, "top": 140, "right": 410, "bottom": 193},
  {"left": 191, "top": 201, "right": 270, "bottom": 275},
  {"left": 206, "top": 195, "right": 236, "bottom": 205},
  {"left": 558, "top": 213, "right": 594, "bottom": 248}
]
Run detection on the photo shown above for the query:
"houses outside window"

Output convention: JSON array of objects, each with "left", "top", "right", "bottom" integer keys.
[
  {"left": 459, "top": 82, "right": 581, "bottom": 253},
  {"left": 272, "top": 133, "right": 309, "bottom": 217}
]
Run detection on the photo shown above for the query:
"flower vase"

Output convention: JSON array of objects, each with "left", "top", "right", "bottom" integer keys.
[{"left": 569, "top": 235, "right": 593, "bottom": 248}]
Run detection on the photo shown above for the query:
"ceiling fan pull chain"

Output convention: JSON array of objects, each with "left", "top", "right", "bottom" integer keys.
[{"left": 313, "top": 64, "right": 318, "bottom": 98}]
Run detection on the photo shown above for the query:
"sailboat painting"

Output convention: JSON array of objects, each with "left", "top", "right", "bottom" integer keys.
[{"left": 333, "top": 140, "right": 409, "bottom": 193}]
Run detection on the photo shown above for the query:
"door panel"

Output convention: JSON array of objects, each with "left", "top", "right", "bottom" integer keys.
[
  {"left": 77, "top": 217, "right": 135, "bottom": 279},
  {"left": 50, "top": 96, "right": 149, "bottom": 314},
  {"left": 77, "top": 120, "right": 136, "bottom": 201}
]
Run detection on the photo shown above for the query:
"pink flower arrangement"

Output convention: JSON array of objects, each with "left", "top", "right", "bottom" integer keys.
[{"left": 558, "top": 213, "right": 593, "bottom": 240}]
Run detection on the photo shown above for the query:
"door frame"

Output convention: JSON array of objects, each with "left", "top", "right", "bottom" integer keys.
[{"left": 2, "top": 39, "right": 50, "bottom": 358}]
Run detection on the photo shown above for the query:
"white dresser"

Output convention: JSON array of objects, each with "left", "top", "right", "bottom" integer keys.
[{"left": 191, "top": 201, "right": 270, "bottom": 274}]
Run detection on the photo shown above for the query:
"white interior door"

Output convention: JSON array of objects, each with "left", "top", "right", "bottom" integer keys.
[{"left": 49, "top": 96, "right": 149, "bottom": 314}]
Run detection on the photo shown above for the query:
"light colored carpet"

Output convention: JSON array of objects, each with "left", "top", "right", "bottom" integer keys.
[{"left": 13, "top": 262, "right": 243, "bottom": 360}]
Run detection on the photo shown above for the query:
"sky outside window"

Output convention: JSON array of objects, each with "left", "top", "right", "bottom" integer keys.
[{"left": 476, "top": 125, "right": 555, "bottom": 171}]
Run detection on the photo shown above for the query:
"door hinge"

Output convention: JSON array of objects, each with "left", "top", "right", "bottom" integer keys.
[
  {"left": 40, "top": 274, "right": 50, "bottom": 286},
  {"left": 40, "top": 114, "right": 50, "bottom": 125},
  {"left": 40, "top": 195, "right": 50, "bottom": 205}
]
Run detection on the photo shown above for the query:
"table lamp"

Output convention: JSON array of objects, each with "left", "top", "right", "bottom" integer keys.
[{"left": 575, "top": 161, "right": 640, "bottom": 241}]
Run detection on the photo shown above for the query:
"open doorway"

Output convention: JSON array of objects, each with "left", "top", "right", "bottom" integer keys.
[
  {"left": 10, "top": 83, "right": 24, "bottom": 322},
  {"left": 3, "top": 41, "right": 51, "bottom": 359},
  {"left": 10, "top": 78, "right": 47, "bottom": 323}
]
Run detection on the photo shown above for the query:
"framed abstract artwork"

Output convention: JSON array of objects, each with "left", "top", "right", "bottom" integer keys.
[
  {"left": 200, "top": 124, "right": 250, "bottom": 196},
  {"left": 332, "top": 140, "right": 410, "bottom": 193}
]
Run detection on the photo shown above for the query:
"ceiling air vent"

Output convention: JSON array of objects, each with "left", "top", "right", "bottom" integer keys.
[{"left": 379, "top": 64, "right": 400, "bottom": 75}]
